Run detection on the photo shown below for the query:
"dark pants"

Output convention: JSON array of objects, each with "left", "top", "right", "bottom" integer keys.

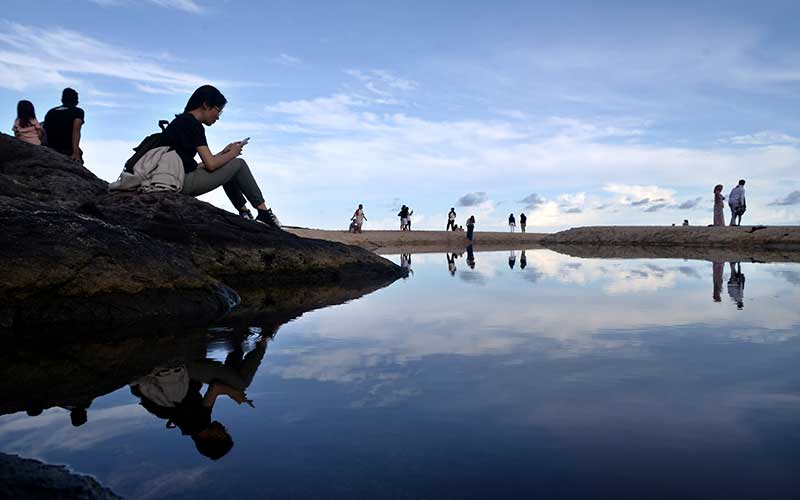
[
  {"left": 183, "top": 158, "right": 265, "bottom": 210},
  {"left": 467, "top": 225, "right": 474, "bottom": 240},
  {"left": 447, "top": 220, "right": 455, "bottom": 231}
]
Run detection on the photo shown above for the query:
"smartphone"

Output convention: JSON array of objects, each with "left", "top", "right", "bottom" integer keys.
[{"left": 240, "top": 137, "right": 250, "bottom": 145}]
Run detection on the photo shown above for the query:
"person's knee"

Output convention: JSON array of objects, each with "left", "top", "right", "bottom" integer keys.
[{"left": 228, "top": 157, "right": 247, "bottom": 171}]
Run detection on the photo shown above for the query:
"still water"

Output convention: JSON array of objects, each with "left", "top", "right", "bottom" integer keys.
[{"left": 2, "top": 249, "right": 800, "bottom": 499}]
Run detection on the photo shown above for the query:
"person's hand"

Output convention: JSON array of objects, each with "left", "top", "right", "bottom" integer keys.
[{"left": 225, "top": 142, "right": 243, "bottom": 157}]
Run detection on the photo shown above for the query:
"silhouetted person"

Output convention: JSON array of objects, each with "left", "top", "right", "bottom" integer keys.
[
  {"left": 712, "top": 261, "right": 723, "bottom": 302},
  {"left": 466, "top": 215, "right": 475, "bottom": 241},
  {"left": 729, "top": 180, "right": 746, "bottom": 226},
  {"left": 44, "top": 88, "right": 84, "bottom": 163},
  {"left": 447, "top": 207, "right": 457, "bottom": 231},
  {"left": 520, "top": 250, "right": 527, "bottom": 269},
  {"left": 466, "top": 245, "right": 475, "bottom": 269},
  {"left": 398, "top": 205, "right": 411, "bottom": 231},
  {"left": 508, "top": 213, "right": 516, "bottom": 232},
  {"left": 713, "top": 184, "right": 726, "bottom": 226},
  {"left": 12, "top": 100, "right": 43, "bottom": 145},
  {"left": 727, "top": 262, "right": 745, "bottom": 309},
  {"left": 519, "top": 213, "right": 527, "bottom": 233},
  {"left": 400, "top": 253, "right": 413, "bottom": 276},
  {"left": 447, "top": 253, "right": 457, "bottom": 276},
  {"left": 508, "top": 249, "right": 516, "bottom": 269}
]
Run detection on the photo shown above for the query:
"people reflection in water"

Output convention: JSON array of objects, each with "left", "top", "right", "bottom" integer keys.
[
  {"left": 446, "top": 252, "right": 457, "bottom": 276},
  {"left": 712, "top": 261, "right": 723, "bottom": 302},
  {"left": 520, "top": 250, "right": 527, "bottom": 270},
  {"left": 400, "top": 253, "right": 413, "bottom": 276},
  {"left": 466, "top": 245, "right": 475, "bottom": 269},
  {"left": 727, "top": 262, "right": 745, "bottom": 309},
  {"left": 130, "top": 330, "right": 273, "bottom": 460},
  {"left": 508, "top": 249, "right": 516, "bottom": 269}
]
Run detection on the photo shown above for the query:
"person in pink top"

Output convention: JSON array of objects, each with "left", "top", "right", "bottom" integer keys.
[{"left": 12, "top": 100, "right": 43, "bottom": 146}]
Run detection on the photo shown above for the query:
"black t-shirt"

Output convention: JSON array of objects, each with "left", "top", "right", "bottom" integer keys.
[
  {"left": 160, "top": 113, "right": 208, "bottom": 173},
  {"left": 520, "top": 214, "right": 526, "bottom": 223},
  {"left": 43, "top": 105, "right": 85, "bottom": 156}
]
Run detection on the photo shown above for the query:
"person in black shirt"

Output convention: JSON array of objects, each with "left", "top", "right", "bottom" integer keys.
[
  {"left": 519, "top": 212, "right": 527, "bottom": 233},
  {"left": 43, "top": 88, "right": 85, "bottom": 162},
  {"left": 160, "top": 85, "right": 281, "bottom": 227}
]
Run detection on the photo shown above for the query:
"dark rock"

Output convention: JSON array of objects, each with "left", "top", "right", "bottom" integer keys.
[
  {"left": 0, "top": 133, "right": 403, "bottom": 330},
  {"left": 0, "top": 453, "right": 121, "bottom": 499}
]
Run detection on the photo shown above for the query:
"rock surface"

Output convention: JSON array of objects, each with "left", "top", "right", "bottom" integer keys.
[
  {"left": 0, "top": 133, "right": 403, "bottom": 331},
  {"left": 0, "top": 453, "right": 121, "bottom": 500}
]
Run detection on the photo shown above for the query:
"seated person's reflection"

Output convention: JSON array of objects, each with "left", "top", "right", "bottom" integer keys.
[
  {"left": 727, "top": 262, "right": 745, "bottom": 309},
  {"left": 26, "top": 400, "right": 92, "bottom": 427},
  {"left": 447, "top": 253, "right": 457, "bottom": 276},
  {"left": 466, "top": 245, "right": 475, "bottom": 269},
  {"left": 520, "top": 250, "right": 527, "bottom": 270},
  {"left": 712, "top": 261, "right": 723, "bottom": 302},
  {"left": 508, "top": 250, "right": 516, "bottom": 269},
  {"left": 130, "top": 333, "right": 270, "bottom": 460}
]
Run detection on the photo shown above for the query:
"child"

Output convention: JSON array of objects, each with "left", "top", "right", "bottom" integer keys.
[{"left": 12, "top": 100, "right": 43, "bottom": 145}]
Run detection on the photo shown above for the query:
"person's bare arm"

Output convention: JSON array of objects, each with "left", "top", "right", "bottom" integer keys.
[
  {"left": 196, "top": 142, "right": 242, "bottom": 171},
  {"left": 71, "top": 118, "right": 83, "bottom": 161}
]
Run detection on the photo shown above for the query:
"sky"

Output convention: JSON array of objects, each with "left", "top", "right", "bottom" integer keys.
[{"left": 1, "top": 0, "right": 799, "bottom": 231}]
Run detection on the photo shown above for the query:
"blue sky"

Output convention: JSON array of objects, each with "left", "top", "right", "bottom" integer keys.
[{"left": 2, "top": 0, "right": 799, "bottom": 230}]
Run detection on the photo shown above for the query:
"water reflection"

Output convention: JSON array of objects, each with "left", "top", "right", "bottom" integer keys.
[{"left": 2, "top": 250, "right": 800, "bottom": 499}]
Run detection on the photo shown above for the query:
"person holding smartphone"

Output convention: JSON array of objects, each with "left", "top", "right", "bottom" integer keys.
[{"left": 160, "top": 85, "right": 280, "bottom": 227}]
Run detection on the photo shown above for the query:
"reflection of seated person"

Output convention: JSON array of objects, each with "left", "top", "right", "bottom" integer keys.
[
  {"left": 520, "top": 250, "right": 527, "bottom": 270},
  {"left": 727, "top": 262, "right": 745, "bottom": 309},
  {"left": 130, "top": 335, "right": 269, "bottom": 460},
  {"left": 447, "top": 253, "right": 456, "bottom": 276}
]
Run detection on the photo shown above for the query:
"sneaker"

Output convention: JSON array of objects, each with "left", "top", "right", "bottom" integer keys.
[
  {"left": 239, "top": 208, "right": 254, "bottom": 220},
  {"left": 256, "top": 208, "right": 281, "bottom": 228}
]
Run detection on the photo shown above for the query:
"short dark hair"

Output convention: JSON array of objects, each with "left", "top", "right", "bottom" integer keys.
[
  {"left": 62, "top": 88, "right": 79, "bottom": 106},
  {"left": 185, "top": 85, "right": 227, "bottom": 113},
  {"left": 16, "top": 100, "right": 36, "bottom": 128},
  {"left": 192, "top": 421, "right": 234, "bottom": 460},
  {"left": 738, "top": 179, "right": 746, "bottom": 185}
]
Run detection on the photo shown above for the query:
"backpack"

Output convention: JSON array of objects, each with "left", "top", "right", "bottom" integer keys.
[{"left": 123, "top": 120, "right": 170, "bottom": 173}]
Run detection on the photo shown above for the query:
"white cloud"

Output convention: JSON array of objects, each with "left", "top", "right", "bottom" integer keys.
[
  {"left": 89, "top": 0, "right": 204, "bottom": 13},
  {"left": 721, "top": 131, "right": 800, "bottom": 146},
  {"left": 271, "top": 53, "right": 302, "bottom": 67},
  {"left": 0, "top": 22, "right": 218, "bottom": 93}
]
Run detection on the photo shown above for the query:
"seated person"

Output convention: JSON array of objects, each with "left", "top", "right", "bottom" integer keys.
[
  {"left": 43, "top": 88, "right": 84, "bottom": 162},
  {"left": 160, "top": 85, "right": 280, "bottom": 227}
]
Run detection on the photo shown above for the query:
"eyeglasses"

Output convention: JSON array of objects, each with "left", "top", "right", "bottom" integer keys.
[{"left": 213, "top": 105, "right": 223, "bottom": 115}]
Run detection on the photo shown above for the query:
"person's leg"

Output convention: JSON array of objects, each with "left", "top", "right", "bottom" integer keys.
[
  {"left": 183, "top": 158, "right": 266, "bottom": 210},
  {"left": 729, "top": 206, "right": 737, "bottom": 226},
  {"left": 222, "top": 178, "right": 248, "bottom": 212}
]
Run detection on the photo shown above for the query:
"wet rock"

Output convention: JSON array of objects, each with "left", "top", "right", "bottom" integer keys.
[
  {"left": 0, "top": 453, "right": 121, "bottom": 499},
  {"left": 0, "top": 133, "right": 402, "bottom": 330}
]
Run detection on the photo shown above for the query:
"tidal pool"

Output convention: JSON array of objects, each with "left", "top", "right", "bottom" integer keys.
[{"left": 2, "top": 249, "right": 800, "bottom": 499}]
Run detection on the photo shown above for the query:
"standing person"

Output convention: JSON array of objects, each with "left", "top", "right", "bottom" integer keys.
[
  {"left": 727, "top": 262, "right": 745, "bottom": 309},
  {"left": 406, "top": 207, "right": 414, "bottom": 231},
  {"left": 713, "top": 184, "right": 726, "bottom": 226},
  {"left": 712, "top": 261, "right": 723, "bottom": 302},
  {"left": 351, "top": 204, "right": 367, "bottom": 233},
  {"left": 466, "top": 215, "right": 476, "bottom": 241},
  {"left": 519, "top": 213, "right": 527, "bottom": 233},
  {"left": 520, "top": 249, "right": 527, "bottom": 270},
  {"left": 447, "top": 253, "right": 457, "bottom": 276},
  {"left": 160, "top": 85, "right": 280, "bottom": 227},
  {"left": 398, "top": 205, "right": 408, "bottom": 230},
  {"left": 466, "top": 245, "right": 475, "bottom": 269},
  {"left": 508, "top": 250, "right": 516, "bottom": 269},
  {"left": 447, "top": 207, "right": 457, "bottom": 231},
  {"left": 508, "top": 213, "right": 516, "bottom": 232},
  {"left": 43, "top": 88, "right": 84, "bottom": 162},
  {"left": 728, "top": 180, "right": 746, "bottom": 226},
  {"left": 12, "top": 100, "right": 43, "bottom": 145}
]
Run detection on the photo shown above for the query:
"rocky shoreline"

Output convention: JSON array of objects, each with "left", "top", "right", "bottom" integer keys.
[{"left": 0, "top": 133, "right": 404, "bottom": 332}]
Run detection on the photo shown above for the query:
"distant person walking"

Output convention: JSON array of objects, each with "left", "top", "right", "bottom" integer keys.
[
  {"left": 519, "top": 213, "right": 527, "bottom": 233},
  {"left": 43, "top": 88, "right": 84, "bottom": 163},
  {"left": 713, "top": 184, "right": 726, "bottom": 226},
  {"left": 728, "top": 180, "right": 746, "bottom": 226},
  {"left": 351, "top": 204, "right": 367, "bottom": 233},
  {"left": 508, "top": 213, "right": 516, "bottom": 232},
  {"left": 447, "top": 207, "right": 457, "bottom": 231},
  {"left": 466, "top": 215, "right": 476, "bottom": 241},
  {"left": 12, "top": 100, "right": 43, "bottom": 145}
]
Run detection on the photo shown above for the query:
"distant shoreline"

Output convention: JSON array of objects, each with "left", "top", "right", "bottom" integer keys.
[{"left": 286, "top": 225, "right": 800, "bottom": 262}]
